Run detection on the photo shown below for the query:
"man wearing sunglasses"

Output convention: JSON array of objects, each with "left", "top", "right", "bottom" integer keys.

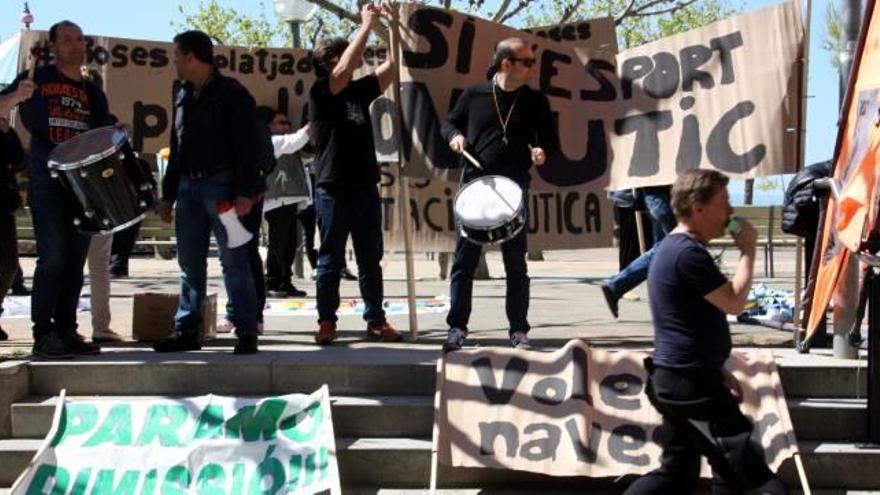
[{"left": 441, "top": 37, "right": 558, "bottom": 352}]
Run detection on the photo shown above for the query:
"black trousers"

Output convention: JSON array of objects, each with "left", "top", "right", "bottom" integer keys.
[
  {"left": 0, "top": 213, "right": 18, "bottom": 313},
  {"left": 265, "top": 202, "right": 299, "bottom": 289},
  {"left": 624, "top": 361, "right": 787, "bottom": 495},
  {"left": 297, "top": 203, "right": 318, "bottom": 270},
  {"left": 110, "top": 222, "right": 140, "bottom": 274}
]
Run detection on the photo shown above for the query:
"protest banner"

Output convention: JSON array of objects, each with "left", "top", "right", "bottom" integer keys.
[
  {"left": 11, "top": 387, "right": 340, "bottom": 495},
  {"left": 435, "top": 340, "right": 798, "bottom": 478}
]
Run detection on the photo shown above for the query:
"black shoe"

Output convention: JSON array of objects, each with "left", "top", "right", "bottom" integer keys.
[
  {"left": 153, "top": 331, "right": 202, "bottom": 352},
  {"left": 443, "top": 327, "right": 467, "bottom": 353},
  {"left": 10, "top": 285, "right": 30, "bottom": 296},
  {"left": 32, "top": 334, "right": 75, "bottom": 360},
  {"left": 340, "top": 267, "right": 358, "bottom": 281},
  {"left": 109, "top": 270, "right": 128, "bottom": 279},
  {"left": 234, "top": 335, "right": 259, "bottom": 354},
  {"left": 60, "top": 333, "right": 102, "bottom": 355},
  {"left": 600, "top": 284, "right": 619, "bottom": 319},
  {"left": 0, "top": 326, "right": 7, "bottom": 341},
  {"left": 267, "top": 284, "right": 307, "bottom": 298}
]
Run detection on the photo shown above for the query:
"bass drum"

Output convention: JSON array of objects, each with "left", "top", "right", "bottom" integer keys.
[{"left": 453, "top": 175, "right": 525, "bottom": 244}]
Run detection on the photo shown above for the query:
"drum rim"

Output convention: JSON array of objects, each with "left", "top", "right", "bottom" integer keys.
[
  {"left": 48, "top": 126, "right": 129, "bottom": 171},
  {"left": 453, "top": 174, "right": 524, "bottom": 231}
]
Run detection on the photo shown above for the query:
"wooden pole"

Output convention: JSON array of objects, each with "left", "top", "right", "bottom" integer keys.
[
  {"left": 633, "top": 189, "right": 647, "bottom": 254},
  {"left": 793, "top": 0, "right": 813, "bottom": 331},
  {"left": 387, "top": 2, "right": 419, "bottom": 340}
]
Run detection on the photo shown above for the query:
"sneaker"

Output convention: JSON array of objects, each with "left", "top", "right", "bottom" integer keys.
[
  {"left": 32, "top": 334, "right": 74, "bottom": 360},
  {"left": 600, "top": 284, "right": 619, "bottom": 319},
  {"left": 92, "top": 328, "right": 124, "bottom": 343},
  {"left": 153, "top": 331, "right": 202, "bottom": 352},
  {"left": 234, "top": 335, "right": 259, "bottom": 354},
  {"left": 267, "top": 284, "right": 307, "bottom": 298},
  {"left": 10, "top": 285, "right": 30, "bottom": 296},
  {"left": 366, "top": 321, "right": 402, "bottom": 342},
  {"left": 315, "top": 321, "right": 337, "bottom": 345},
  {"left": 340, "top": 267, "right": 358, "bottom": 281},
  {"left": 61, "top": 333, "right": 102, "bottom": 355},
  {"left": 442, "top": 327, "right": 467, "bottom": 353},
  {"left": 510, "top": 331, "right": 531, "bottom": 350},
  {"left": 217, "top": 318, "right": 235, "bottom": 334},
  {"left": 0, "top": 325, "right": 7, "bottom": 341}
]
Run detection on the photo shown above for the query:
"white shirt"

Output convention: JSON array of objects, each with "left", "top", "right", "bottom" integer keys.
[{"left": 263, "top": 127, "right": 312, "bottom": 212}]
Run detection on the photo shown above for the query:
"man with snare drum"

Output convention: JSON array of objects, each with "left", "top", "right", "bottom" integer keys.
[{"left": 441, "top": 37, "right": 557, "bottom": 352}]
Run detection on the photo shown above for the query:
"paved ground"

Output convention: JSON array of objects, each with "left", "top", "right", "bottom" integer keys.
[{"left": 0, "top": 245, "right": 805, "bottom": 358}]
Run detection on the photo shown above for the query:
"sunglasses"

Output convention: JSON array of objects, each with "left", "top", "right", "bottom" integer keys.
[{"left": 509, "top": 57, "right": 537, "bottom": 68}]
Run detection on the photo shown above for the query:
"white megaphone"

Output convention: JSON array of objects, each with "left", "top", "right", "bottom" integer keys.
[{"left": 216, "top": 200, "right": 253, "bottom": 249}]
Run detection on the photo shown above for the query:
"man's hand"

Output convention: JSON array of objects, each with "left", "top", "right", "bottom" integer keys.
[
  {"left": 722, "top": 368, "right": 744, "bottom": 403},
  {"left": 13, "top": 80, "right": 35, "bottom": 105},
  {"left": 531, "top": 146, "right": 547, "bottom": 166},
  {"left": 361, "top": 2, "right": 381, "bottom": 29},
  {"left": 732, "top": 218, "right": 757, "bottom": 256},
  {"left": 449, "top": 134, "right": 467, "bottom": 154},
  {"left": 158, "top": 200, "right": 174, "bottom": 224},
  {"left": 379, "top": 0, "right": 399, "bottom": 20},
  {"left": 234, "top": 196, "right": 253, "bottom": 216}
]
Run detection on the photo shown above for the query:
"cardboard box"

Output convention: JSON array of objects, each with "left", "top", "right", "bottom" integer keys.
[{"left": 132, "top": 292, "right": 217, "bottom": 342}]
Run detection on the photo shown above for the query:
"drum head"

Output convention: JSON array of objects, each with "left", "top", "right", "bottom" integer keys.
[
  {"left": 48, "top": 126, "right": 128, "bottom": 170},
  {"left": 454, "top": 175, "right": 523, "bottom": 228}
]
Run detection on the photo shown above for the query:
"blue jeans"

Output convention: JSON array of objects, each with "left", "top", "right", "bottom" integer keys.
[
  {"left": 447, "top": 225, "right": 529, "bottom": 335},
  {"left": 174, "top": 172, "right": 258, "bottom": 337},
  {"left": 224, "top": 199, "right": 265, "bottom": 324},
  {"left": 314, "top": 185, "right": 385, "bottom": 324},
  {"left": 29, "top": 177, "right": 90, "bottom": 339},
  {"left": 607, "top": 188, "right": 675, "bottom": 300}
]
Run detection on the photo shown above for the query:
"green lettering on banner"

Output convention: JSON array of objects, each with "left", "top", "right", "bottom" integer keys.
[
  {"left": 137, "top": 405, "right": 188, "bottom": 446},
  {"left": 230, "top": 464, "right": 245, "bottom": 495},
  {"left": 317, "top": 447, "right": 330, "bottom": 482},
  {"left": 25, "top": 464, "right": 69, "bottom": 495},
  {"left": 279, "top": 402, "right": 322, "bottom": 442},
  {"left": 195, "top": 464, "right": 225, "bottom": 495},
  {"left": 225, "top": 398, "right": 287, "bottom": 441},
  {"left": 85, "top": 404, "right": 133, "bottom": 447},
  {"left": 286, "top": 456, "right": 302, "bottom": 491},
  {"left": 52, "top": 404, "right": 98, "bottom": 446},
  {"left": 91, "top": 469, "right": 139, "bottom": 495},
  {"left": 160, "top": 466, "right": 190, "bottom": 495},
  {"left": 191, "top": 405, "right": 225, "bottom": 441},
  {"left": 70, "top": 468, "right": 92, "bottom": 495},
  {"left": 141, "top": 470, "right": 158, "bottom": 495},
  {"left": 248, "top": 446, "right": 285, "bottom": 495},
  {"left": 303, "top": 452, "right": 316, "bottom": 487}
]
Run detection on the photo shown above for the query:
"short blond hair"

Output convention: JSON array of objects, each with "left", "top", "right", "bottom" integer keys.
[{"left": 671, "top": 170, "right": 729, "bottom": 219}]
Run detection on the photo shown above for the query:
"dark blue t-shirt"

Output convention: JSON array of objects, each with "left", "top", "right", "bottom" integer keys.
[
  {"left": 0, "top": 66, "right": 110, "bottom": 180},
  {"left": 648, "top": 232, "right": 731, "bottom": 371}
]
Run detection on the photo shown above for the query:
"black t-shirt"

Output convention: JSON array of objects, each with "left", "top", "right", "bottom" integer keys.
[
  {"left": 308, "top": 75, "right": 381, "bottom": 189},
  {"left": 648, "top": 233, "right": 731, "bottom": 371},
  {"left": 441, "top": 81, "right": 557, "bottom": 187}
]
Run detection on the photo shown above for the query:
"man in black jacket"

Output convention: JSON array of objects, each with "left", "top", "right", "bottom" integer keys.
[
  {"left": 440, "top": 37, "right": 558, "bottom": 351},
  {"left": 0, "top": 118, "right": 24, "bottom": 341},
  {"left": 156, "top": 30, "right": 263, "bottom": 354}
]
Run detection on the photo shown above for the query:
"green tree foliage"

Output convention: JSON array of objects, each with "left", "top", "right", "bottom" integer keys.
[{"left": 821, "top": 2, "right": 845, "bottom": 70}]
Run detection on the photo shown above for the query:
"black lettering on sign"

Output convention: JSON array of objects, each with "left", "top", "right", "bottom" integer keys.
[
  {"left": 581, "top": 59, "right": 616, "bottom": 102},
  {"left": 540, "top": 50, "right": 571, "bottom": 99},
  {"left": 608, "top": 425, "right": 649, "bottom": 466},
  {"left": 584, "top": 193, "right": 602, "bottom": 234},
  {"left": 403, "top": 9, "right": 453, "bottom": 68},
  {"left": 644, "top": 52, "right": 679, "bottom": 99},
  {"left": 150, "top": 48, "right": 169, "bottom": 68},
  {"left": 706, "top": 101, "right": 765, "bottom": 173},
  {"left": 679, "top": 44, "right": 715, "bottom": 92},
  {"left": 576, "top": 22, "right": 592, "bottom": 40},
  {"left": 615, "top": 111, "right": 673, "bottom": 178},
  {"left": 380, "top": 197, "right": 395, "bottom": 231},
  {"left": 110, "top": 45, "right": 128, "bottom": 68},
  {"left": 676, "top": 98, "right": 702, "bottom": 173},
  {"left": 456, "top": 17, "right": 476, "bottom": 74},
  {"left": 409, "top": 197, "right": 420, "bottom": 231},
  {"left": 423, "top": 197, "right": 443, "bottom": 232},
  {"left": 599, "top": 373, "right": 643, "bottom": 411},
  {"left": 479, "top": 421, "right": 518, "bottom": 457},
  {"left": 570, "top": 343, "right": 592, "bottom": 405},
  {"left": 472, "top": 356, "right": 528, "bottom": 405},
  {"left": 620, "top": 56, "right": 652, "bottom": 100},
  {"left": 711, "top": 32, "right": 744, "bottom": 85},
  {"left": 563, "top": 193, "right": 581, "bottom": 234},
  {"left": 532, "top": 377, "right": 567, "bottom": 406},
  {"left": 537, "top": 120, "right": 607, "bottom": 187},
  {"left": 399, "top": 82, "right": 460, "bottom": 168},
  {"left": 371, "top": 96, "right": 398, "bottom": 156},
  {"left": 565, "top": 419, "right": 601, "bottom": 463},
  {"left": 519, "top": 424, "right": 561, "bottom": 461},
  {"left": 132, "top": 101, "right": 168, "bottom": 152}
]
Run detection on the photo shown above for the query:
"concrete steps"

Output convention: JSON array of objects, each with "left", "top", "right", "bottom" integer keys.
[{"left": 0, "top": 348, "right": 877, "bottom": 490}]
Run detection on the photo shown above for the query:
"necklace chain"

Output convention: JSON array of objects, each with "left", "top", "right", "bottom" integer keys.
[{"left": 491, "top": 79, "right": 521, "bottom": 146}]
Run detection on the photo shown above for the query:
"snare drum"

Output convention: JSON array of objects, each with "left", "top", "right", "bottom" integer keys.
[
  {"left": 48, "top": 126, "right": 155, "bottom": 235},
  {"left": 453, "top": 175, "right": 526, "bottom": 244}
]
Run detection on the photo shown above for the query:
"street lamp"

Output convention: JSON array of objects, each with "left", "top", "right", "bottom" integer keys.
[
  {"left": 20, "top": 2, "right": 34, "bottom": 30},
  {"left": 273, "top": 0, "right": 317, "bottom": 48}
]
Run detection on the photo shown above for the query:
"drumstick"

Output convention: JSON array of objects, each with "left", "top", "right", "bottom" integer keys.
[{"left": 461, "top": 149, "right": 483, "bottom": 170}]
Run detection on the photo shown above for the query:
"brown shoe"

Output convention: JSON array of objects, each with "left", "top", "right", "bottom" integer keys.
[
  {"left": 366, "top": 321, "right": 403, "bottom": 342},
  {"left": 315, "top": 321, "right": 337, "bottom": 345}
]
